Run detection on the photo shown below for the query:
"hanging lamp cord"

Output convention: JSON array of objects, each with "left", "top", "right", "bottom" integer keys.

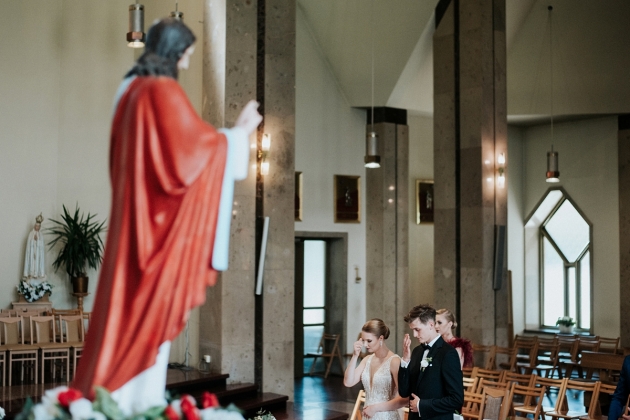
[
  {"left": 548, "top": 5, "right": 554, "bottom": 143},
  {"left": 371, "top": 0, "right": 375, "bottom": 132}
]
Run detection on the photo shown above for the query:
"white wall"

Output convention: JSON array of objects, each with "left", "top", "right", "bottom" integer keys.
[
  {"left": 0, "top": 0, "right": 204, "bottom": 362},
  {"left": 507, "top": 125, "right": 525, "bottom": 335},
  {"left": 407, "top": 115, "right": 434, "bottom": 306},
  {"left": 295, "top": 6, "right": 367, "bottom": 353},
  {"left": 509, "top": 116, "right": 620, "bottom": 337}
]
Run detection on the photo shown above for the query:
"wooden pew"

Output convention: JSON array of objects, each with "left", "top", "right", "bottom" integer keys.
[{"left": 579, "top": 351, "right": 624, "bottom": 381}]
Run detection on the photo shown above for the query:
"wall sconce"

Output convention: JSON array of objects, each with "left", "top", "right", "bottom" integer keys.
[
  {"left": 354, "top": 265, "right": 361, "bottom": 283},
  {"left": 259, "top": 133, "right": 271, "bottom": 176},
  {"left": 127, "top": 3, "right": 145, "bottom": 48},
  {"left": 497, "top": 153, "right": 505, "bottom": 188}
]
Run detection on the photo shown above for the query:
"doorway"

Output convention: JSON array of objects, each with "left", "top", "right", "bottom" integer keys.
[{"left": 294, "top": 232, "right": 347, "bottom": 378}]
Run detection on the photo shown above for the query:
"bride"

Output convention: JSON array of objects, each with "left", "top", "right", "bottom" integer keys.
[{"left": 344, "top": 319, "right": 407, "bottom": 419}]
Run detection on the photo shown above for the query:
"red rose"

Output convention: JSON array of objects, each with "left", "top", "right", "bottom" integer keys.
[
  {"left": 57, "top": 388, "right": 83, "bottom": 408},
  {"left": 181, "top": 395, "right": 200, "bottom": 420},
  {"left": 164, "top": 405, "right": 180, "bottom": 420},
  {"left": 202, "top": 392, "right": 219, "bottom": 409}
]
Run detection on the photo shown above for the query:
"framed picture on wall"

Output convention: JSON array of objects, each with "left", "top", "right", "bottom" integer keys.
[
  {"left": 416, "top": 179, "right": 434, "bottom": 224},
  {"left": 295, "top": 172, "right": 303, "bottom": 221},
  {"left": 334, "top": 175, "right": 360, "bottom": 223}
]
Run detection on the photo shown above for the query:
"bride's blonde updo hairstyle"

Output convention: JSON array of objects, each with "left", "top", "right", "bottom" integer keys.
[
  {"left": 362, "top": 318, "right": 390, "bottom": 339},
  {"left": 436, "top": 308, "right": 458, "bottom": 330}
]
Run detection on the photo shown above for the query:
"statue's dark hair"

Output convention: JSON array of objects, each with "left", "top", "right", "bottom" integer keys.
[{"left": 125, "top": 18, "right": 196, "bottom": 80}]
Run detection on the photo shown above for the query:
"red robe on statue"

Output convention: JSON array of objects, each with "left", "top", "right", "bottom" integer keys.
[{"left": 73, "top": 76, "right": 227, "bottom": 395}]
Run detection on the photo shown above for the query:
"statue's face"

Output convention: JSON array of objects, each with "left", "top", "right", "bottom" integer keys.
[{"left": 34, "top": 223, "right": 41, "bottom": 231}]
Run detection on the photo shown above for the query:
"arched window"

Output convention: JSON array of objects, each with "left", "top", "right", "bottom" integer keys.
[{"left": 524, "top": 188, "right": 592, "bottom": 331}]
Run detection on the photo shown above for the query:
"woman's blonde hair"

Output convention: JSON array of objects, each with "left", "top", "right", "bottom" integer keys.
[
  {"left": 436, "top": 308, "right": 458, "bottom": 330},
  {"left": 362, "top": 318, "right": 390, "bottom": 339}
]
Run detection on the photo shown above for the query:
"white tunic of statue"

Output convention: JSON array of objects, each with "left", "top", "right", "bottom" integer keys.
[
  {"left": 361, "top": 354, "right": 402, "bottom": 420},
  {"left": 23, "top": 220, "right": 46, "bottom": 280}
]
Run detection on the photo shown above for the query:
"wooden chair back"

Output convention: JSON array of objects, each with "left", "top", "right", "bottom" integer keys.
[
  {"left": 0, "top": 317, "right": 24, "bottom": 345},
  {"left": 472, "top": 367, "right": 503, "bottom": 382},
  {"left": 481, "top": 385, "right": 512, "bottom": 420},
  {"left": 500, "top": 371, "right": 535, "bottom": 387},
  {"left": 30, "top": 316, "right": 57, "bottom": 344},
  {"left": 472, "top": 344, "right": 494, "bottom": 369},
  {"left": 578, "top": 338, "right": 602, "bottom": 355},
  {"left": 556, "top": 335, "right": 580, "bottom": 362},
  {"left": 306, "top": 333, "right": 344, "bottom": 378},
  {"left": 463, "top": 376, "right": 479, "bottom": 392},
  {"left": 59, "top": 315, "right": 85, "bottom": 343},
  {"left": 509, "top": 383, "right": 546, "bottom": 419},
  {"left": 492, "top": 345, "right": 516, "bottom": 371},
  {"left": 349, "top": 390, "right": 365, "bottom": 420},
  {"left": 532, "top": 376, "right": 567, "bottom": 412},
  {"left": 598, "top": 337, "right": 621, "bottom": 354},
  {"left": 463, "top": 389, "right": 484, "bottom": 420},
  {"left": 513, "top": 336, "right": 539, "bottom": 370},
  {"left": 564, "top": 379, "right": 601, "bottom": 419}
]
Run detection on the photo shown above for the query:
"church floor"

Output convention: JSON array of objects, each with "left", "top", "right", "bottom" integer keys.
[{"left": 294, "top": 374, "right": 362, "bottom": 416}]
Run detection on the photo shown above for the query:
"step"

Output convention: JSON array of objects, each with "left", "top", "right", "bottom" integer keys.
[
  {"left": 168, "top": 381, "right": 259, "bottom": 402},
  {"left": 232, "top": 392, "right": 289, "bottom": 417},
  {"left": 166, "top": 369, "right": 229, "bottom": 389}
]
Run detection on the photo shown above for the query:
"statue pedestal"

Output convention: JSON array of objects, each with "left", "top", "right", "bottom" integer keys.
[{"left": 13, "top": 295, "right": 52, "bottom": 313}]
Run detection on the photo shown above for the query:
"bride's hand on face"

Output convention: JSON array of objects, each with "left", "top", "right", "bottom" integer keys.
[{"left": 353, "top": 339, "right": 364, "bottom": 356}]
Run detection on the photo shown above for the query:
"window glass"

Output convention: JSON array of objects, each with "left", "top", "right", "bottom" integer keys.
[
  {"left": 580, "top": 252, "right": 591, "bottom": 329},
  {"left": 543, "top": 237, "right": 565, "bottom": 326},
  {"left": 303, "top": 325, "right": 324, "bottom": 355},
  {"left": 545, "top": 200, "right": 589, "bottom": 263},
  {"left": 303, "top": 308, "right": 325, "bottom": 325},
  {"left": 303, "top": 240, "right": 325, "bottom": 308},
  {"left": 567, "top": 266, "right": 577, "bottom": 321}
]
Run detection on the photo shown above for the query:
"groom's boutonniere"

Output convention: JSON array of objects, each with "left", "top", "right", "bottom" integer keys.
[{"left": 421, "top": 357, "right": 433, "bottom": 371}]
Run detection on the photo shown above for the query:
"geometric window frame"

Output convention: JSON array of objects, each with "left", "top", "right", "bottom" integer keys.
[{"left": 525, "top": 187, "right": 593, "bottom": 332}]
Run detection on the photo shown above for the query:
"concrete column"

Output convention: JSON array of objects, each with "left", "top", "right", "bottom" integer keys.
[
  {"left": 433, "top": 0, "right": 508, "bottom": 346},
  {"left": 619, "top": 114, "right": 630, "bottom": 347},
  {"left": 259, "top": 0, "right": 296, "bottom": 398},
  {"left": 366, "top": 108, "right": 409, "bottom": 355},
  {"left": 200, "top": 0, "right": 258, "bottom": 384}
]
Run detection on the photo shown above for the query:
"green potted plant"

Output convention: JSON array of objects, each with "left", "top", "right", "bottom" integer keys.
[
  {"left": 556, "top": 316, "right": 576, "bottom": 334},
  {"left": 48, "top": 205, "right": 106, "bottom": 294}
]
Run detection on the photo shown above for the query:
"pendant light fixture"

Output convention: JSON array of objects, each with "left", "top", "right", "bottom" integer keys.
[
  {"left": 171, "top": 1, "right": 184, "bottom": 21},
  {"left": 127, "top": 1, "right": 145, "bottom": 48},
  {"left": 545, "top": 5, "right": 559, "bottom": 183},
  {"left": 364, "top": 0, "right": 380, "bottom": 169}
]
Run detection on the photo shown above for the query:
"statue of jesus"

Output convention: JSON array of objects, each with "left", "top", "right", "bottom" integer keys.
[{"left": 73, "top": 18, "right": 262, "bottom": 415}]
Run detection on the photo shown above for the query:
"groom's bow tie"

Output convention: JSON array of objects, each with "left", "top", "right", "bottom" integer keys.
[{"left": 421, "top": 343, "right": 431, "bottom": 351}]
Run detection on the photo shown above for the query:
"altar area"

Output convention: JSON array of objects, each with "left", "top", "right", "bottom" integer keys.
[{"left": 0, "top": 368, "right": 349, "bottom": 420}]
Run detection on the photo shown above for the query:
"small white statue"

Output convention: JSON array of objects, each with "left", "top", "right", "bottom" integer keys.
[{"left": 23, "top": 213, "right": 46, "bottom": 280}]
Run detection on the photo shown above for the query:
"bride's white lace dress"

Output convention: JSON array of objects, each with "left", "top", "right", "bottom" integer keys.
[{"left": 361, "top": 354, "right": 401, "bottom": 420}]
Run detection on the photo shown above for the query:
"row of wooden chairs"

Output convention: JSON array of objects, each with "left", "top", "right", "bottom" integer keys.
[
  {"left": 472, "top": 335, "right": 622, "bottom": 380},
  {"left": 463, "top": 373, "right": 619, "bottom": 420},
  {"left": 0, "top": 314, "right": 86, "bottom": 386}
]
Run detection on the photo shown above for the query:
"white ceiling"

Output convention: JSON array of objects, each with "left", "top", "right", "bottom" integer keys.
[{"left": 297, "top": 0, "right": 630, "bottom": 119}]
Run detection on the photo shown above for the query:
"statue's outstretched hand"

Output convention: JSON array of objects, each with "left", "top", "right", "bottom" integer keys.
[{"left": 235, "top": 100, "right": 263, "bottom": 136}]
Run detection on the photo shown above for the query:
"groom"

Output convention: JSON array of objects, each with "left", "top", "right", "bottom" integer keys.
[{"left": 398, "top": 304, "right": 463, "bottom": 420}]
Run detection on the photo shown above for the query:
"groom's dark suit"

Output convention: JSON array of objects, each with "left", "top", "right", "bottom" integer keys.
[{"left": 398, "top": 336, "right": 463, "bottom": 420}]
